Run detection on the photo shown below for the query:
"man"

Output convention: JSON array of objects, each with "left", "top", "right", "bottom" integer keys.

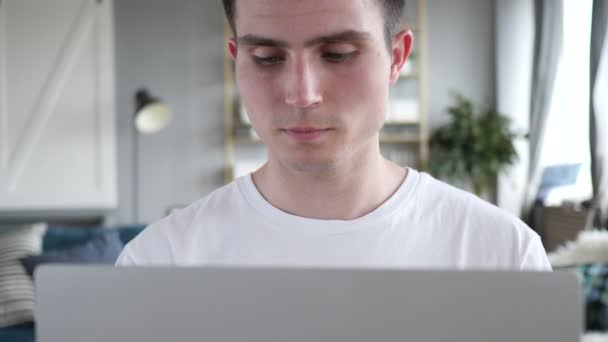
[{"left": 117, "top": 0, "right": 551, "bottom": 270}]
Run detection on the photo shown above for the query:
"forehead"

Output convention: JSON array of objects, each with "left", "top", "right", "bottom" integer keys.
[{"left": 234, "top": 0, "right": 384, "bottom": 43}]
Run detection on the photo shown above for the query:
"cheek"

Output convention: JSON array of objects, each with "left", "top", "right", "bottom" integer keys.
[
  {"left": 332, "top": 61, "right": 390, "bottom": 123},
  {"left": 335, "top": 70, "right": 388, "bottom": 102},
  {"left": 236, "top": 68, "right": 278, "bottom": 125}
]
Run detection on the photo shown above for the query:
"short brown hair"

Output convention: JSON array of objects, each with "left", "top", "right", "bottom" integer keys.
[{"left": 221, "top": 0, "right": 406, "bottom": 49}]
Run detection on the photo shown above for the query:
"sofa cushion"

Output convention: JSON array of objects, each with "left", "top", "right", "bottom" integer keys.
[
  {"left": 42, "top": 226, "right": 107, "bottom": 251},
  {"left": 20, "top": 231, "right": 124, "bottom": 277},
  {"left": 42, "top": 225, "right": 145, "bottom": 252},
  {"left": 0, "top": 322, "right": 35, "bottom": 342},
  {"left": 116, "top": 225, "right": 146, "bottom": 245}
]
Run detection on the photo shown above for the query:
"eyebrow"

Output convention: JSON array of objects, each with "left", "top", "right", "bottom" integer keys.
[{"left": 236, "top": 30, "right": 373, "bottom": 48}]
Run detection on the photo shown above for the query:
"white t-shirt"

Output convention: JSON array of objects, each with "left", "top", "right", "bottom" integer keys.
[{"left": 116, "top": 169, "right": 551, "bottom": 270}]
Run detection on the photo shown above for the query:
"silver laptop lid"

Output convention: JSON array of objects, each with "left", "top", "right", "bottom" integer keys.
[{"left": 35, "top": 266, "right": 581, "bottom": 342}]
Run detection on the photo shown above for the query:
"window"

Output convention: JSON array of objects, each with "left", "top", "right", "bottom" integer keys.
[{"left": 539, "top": 0, "right": 593, "bottom": 205}]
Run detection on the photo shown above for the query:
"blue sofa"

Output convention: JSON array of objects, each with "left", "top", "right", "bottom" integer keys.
[{"left": 0, "top": 225, "right": 145, "bottom": 342}]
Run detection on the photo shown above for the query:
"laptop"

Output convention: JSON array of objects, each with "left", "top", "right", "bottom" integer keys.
[{"left": 35, "top": 265, "right": 581, "bottom": 342}]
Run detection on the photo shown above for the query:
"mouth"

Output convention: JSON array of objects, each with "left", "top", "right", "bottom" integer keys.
[{"left": 281, "top": 127, "right": 333, "bottom": 142}]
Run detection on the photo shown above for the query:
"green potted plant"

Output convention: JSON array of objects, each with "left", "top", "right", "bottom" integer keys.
[{"left": 429, "top": 93, "right": 518, "bottom": 197}]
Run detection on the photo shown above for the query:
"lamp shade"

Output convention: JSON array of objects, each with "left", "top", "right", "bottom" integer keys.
[{"left": 134, "top": 89, "right": 172, "bottom": 134}]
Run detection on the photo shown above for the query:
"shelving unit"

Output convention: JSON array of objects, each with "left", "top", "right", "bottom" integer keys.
[
  {"left": 382, "top": 0, "right": 428, "bottom": 170},
  {"left": 223, "top": 20, "right": 237, "bottom": 184},
  {"left": 223, "top": 0, "right": 427, "bottom": 183}
]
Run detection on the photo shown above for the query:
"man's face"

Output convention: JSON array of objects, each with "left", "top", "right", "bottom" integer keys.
[{"left": 229, "top": 0, "right": 410, "bottom": 173}]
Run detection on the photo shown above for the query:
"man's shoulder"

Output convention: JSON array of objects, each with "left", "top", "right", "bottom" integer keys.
[
  {"left": 412, "top": 172, "right": 548, "bottom": 269},
  {"left": 154, "top": 179, "right": 242, "bottom": 228},
  {"left": 416, "top": 172, "right": 525, "bottom": 226},
  {"left": 414, "top": 172, "right": 541, "bottom": 247},
  {"left": 414, "top": 172, "right": 486, "bottom": 206},
  {"left": 116, "top": 179, "right": 246, "bottom": 265}
]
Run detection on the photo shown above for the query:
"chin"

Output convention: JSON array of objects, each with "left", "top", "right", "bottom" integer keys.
[
  {"left": 289, "top": 162, "right": 338, "bottom": 174},
  {"left": 281, "top": 155, "right": 340, "bottom": 174}
]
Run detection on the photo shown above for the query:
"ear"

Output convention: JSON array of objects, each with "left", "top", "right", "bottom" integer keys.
[
  {"left": 389, "top": 30, "right": 414, "bottom": 85},
  {"left": 228, "top": 38, "right": 238, "bottom": 61}
]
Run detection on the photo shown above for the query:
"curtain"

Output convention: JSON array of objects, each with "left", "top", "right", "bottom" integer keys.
[
  {"left": 587, "top": 0, "right": 608, "bottom": 229},
  {"left": 495, "top": 0, "right": 534, "bottom": 218},
  {"left": 522, "top": 0, "right": 564, "bottom": 223}
]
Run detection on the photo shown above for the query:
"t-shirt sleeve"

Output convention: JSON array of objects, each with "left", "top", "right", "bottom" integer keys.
[
  {"left": 520, "top": 235, "right": 553, "bottom": 271},
  {"left": 113, "top": 220, "right": 177, "bottom": 266},
  {"left": 115, "top": 246, "right": 137, "bottom": 266}
]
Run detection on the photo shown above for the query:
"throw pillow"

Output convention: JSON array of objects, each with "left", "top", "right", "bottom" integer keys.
[
  {"left": 20, "top": 231, "right": 124, "bottom": 277},
  {"left": 0, "top": 223, "right": 47, "bottom": 328},
  {"left": 116, "top": 225, "right": 146, "bottom": 245},
  {"left": 42, "top": 226, "right": 106, "bottom": 251}
]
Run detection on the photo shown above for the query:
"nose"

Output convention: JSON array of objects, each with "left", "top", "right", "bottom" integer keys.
[{"left": 284, "top": 58, "right": 323, "bottom": 108}]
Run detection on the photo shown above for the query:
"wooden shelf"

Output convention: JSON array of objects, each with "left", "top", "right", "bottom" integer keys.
[
  {"left": 380, "top": 134, "right": 422, "bottom": 144},
  {"left": 398, "top": 72, "right": 419, "bottom": 79},
  {"left": 233, "top": 136, "right": 263, "bottom": 145},
  {"left": 401, "top": 24, "right": 419, "bottom": 32},
  {"left": 233, "top": 121, "right": 252, "bottom": 129},
  {"left": 384, "top": 120, "right": 420, "bottom": 126}
]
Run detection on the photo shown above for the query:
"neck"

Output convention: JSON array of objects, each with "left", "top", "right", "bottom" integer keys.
[{"left": 252, "top": 144, "right": 407, "bottom": 220}]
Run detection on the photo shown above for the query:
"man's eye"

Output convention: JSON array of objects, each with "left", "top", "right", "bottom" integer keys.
[
  {"left": 322, "top": 52, "right": 356, "bottom": 63},
  {"left": 253, "top": 56, "right": 284, "bottom": 65}
]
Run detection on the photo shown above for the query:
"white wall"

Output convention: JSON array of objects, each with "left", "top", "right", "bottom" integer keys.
[
  {"left": 110, "top": 0, "right": 225, "bottom": 224},
  {"left": 426, "top": 0, "right": 496, "bottom": 132}
]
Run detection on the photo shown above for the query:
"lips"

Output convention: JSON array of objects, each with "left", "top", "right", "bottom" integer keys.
[
  {"left": 288, "top": 127, "right": 326, "bottom": 133},
  {"left": 282, "top": 127, "right": 331, "bottom": 142}
]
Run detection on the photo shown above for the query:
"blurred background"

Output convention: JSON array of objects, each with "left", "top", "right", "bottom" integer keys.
[
  {"left": 2, "top": 0, "right": 603, "bottom": 234},
  {"left": 1, "top": 0, "right": 608, "bottom": 340}
]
